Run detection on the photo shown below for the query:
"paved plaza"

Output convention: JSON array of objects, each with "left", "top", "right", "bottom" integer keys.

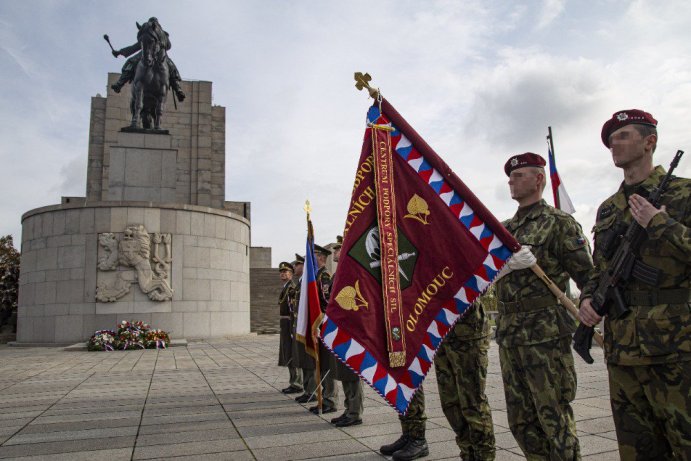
[{"left": 0, "top": 335, "right": 619, "bottom": 460}]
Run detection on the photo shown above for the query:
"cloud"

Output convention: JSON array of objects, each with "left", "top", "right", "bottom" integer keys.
[
  {"left": 1, "top": 0, "right": 691, "bottom": 267},
  {"left": 537, "top": 0, "right": 566, "bottom": 29}
]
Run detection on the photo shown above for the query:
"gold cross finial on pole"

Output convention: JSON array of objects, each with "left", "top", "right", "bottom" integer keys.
[{"left": 354, "top": 72, "right": 380, "bottom": 99}]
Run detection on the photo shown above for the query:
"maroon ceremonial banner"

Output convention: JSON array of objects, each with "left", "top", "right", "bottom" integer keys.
[{"left": 320, "top": 99, "right": 520, "bottom": 414}]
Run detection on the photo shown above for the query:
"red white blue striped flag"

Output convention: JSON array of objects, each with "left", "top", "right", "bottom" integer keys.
[
  {"left": 547, "top": 131, "right": 575, "bottom": 214},
  {"left": 296, "top": 219, "right": 323, "bottom": 360}
]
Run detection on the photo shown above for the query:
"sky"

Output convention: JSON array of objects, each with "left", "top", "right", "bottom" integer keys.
[{"left": 1, "top": 0, "right": 690, "bottom": 266}]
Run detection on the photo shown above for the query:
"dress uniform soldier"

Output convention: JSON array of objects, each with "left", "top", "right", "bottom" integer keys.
[
  {"left": 293, "top": 254, "right": 318, "bottom": 404},
  {"left": 434, "top": 299, "right": 495, "bottom": 460},
  {"left": 497, "top": 152, "right": 594, "bottom": 460},
  {"left": 309, "top": 245, "right": 338, "bottom": 414},
  {"left": 329, "top": 236, "right": 365, "bottom": 427},
  {"left": 579, "top": 109, "right": 691, "bottom": 460},
  {"left": 277, "top": 262, "right": 302, "bottom": 394}
]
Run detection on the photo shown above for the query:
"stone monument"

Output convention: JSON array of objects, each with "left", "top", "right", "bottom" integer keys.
[{"left": 16, "top": 74, "right": 251, "bottom": 344}]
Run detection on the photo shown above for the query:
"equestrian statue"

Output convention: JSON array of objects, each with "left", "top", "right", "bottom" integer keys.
[{"left": 105, "top": 17, "right": 185, "bottom": 130}]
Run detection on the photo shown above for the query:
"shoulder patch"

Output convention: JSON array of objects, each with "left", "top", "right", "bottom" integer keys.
[
  {"left": 598, "top": 205, "right": 614, "bottom": 220},
  {"left": 564, "top": 236, "right": 587, "bottom": 251}
]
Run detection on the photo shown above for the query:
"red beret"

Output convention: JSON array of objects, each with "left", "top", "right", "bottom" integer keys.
[
  {"left": 504, "top": 153, "right": 546, "bottom": 176},
  {"left": 601, "top": 109, "right": 657, "bottom": 148}
]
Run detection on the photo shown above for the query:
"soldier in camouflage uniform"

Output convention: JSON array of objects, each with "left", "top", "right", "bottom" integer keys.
[
  {"left": 579, "top": 109, "right": 691, "bottom": 460},
  {"left": 329, "top": 236, "right": 366, "bottom": 427},
  {"left": 309, "top": 245, "right": 338, "bottom": 414},
  {"left": 497, "top": 152, "right": 594, "bottom": 460},
  {"left": 277, "top": 262, "right": 302, "bottom": 394},
  {"left": 380, "top": 387, "right": 429, "bottom": 461},
  {"left": 293, "top": 254, "right": 318, "bottom": 404},
  {"left": 434, "top": 300, "right": 495, "bottom": 460}
]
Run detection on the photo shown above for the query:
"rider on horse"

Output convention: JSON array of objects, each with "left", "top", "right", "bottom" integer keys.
[{"left": 111, "top": 17, "right": 185, "bottom": 102}]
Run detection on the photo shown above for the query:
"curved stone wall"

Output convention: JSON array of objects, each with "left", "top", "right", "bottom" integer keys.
[{"left": 17, "top": 202, "right": 250, "bottom": 344}]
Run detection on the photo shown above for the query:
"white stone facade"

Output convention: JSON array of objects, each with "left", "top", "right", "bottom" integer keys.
[{"left": 18, "top": 203, "right": 250, "bottom": 343}]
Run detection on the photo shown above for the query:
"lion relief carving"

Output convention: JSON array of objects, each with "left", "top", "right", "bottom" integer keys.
[{"left": 96, "top": 224, "right": 173, "bottom": 302}]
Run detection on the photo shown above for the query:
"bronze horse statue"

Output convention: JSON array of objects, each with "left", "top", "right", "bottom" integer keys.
[{"left": 130, "top": 21, "right": 169, "bottom": 130}]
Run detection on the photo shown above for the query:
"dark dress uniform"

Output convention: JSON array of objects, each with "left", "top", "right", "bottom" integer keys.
[
  {"left": 314, "top": 265, "right": 338, "bottom": 411},
  {"left": 292, "top": 256, "right": 317, "bottom": 403},
  {"left": 277, "top": 272, "right": 301, "bottom": 393}
]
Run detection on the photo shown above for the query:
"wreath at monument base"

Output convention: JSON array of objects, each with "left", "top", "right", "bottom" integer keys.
[{"left": 87, "top": 320, "right": 170, "bottom": 351}]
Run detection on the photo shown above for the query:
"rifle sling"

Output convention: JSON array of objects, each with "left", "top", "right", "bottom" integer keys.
[{"left": 624, "top": 288, "right": 690, "bottom": 306}]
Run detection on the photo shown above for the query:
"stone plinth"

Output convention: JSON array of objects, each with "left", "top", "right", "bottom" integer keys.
[
  {"left": 17, "top": 202, "right": 250, "bottom": 344},
  {"left": 108, "top": 132, "right": 178, "bottom": 202}
]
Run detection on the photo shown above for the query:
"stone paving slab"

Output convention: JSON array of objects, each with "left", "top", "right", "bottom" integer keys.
[{"left": 0, "top": 336, "right": 617, "bottom": 460}]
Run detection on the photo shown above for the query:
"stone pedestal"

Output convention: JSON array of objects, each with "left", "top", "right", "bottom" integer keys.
[
  {"left": 18, "top": 203, "right": 250, "bottom": 343},
  {"left": 107, "top": 132, "right": 178, "bottom": 202},
  {"left": 16, "top": 77, "right": 252, "bottom": 344}
]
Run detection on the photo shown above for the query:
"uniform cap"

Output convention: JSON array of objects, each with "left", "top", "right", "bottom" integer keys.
[
  {"left": 601, "top": 109, "right": 657, "bottom": 148},
  {"left": 333, "top": 235, "right": 343, "bottom": 249},
  {"left": 294, "top": 254, "right": 305, "bottom": 264},
  {"left": 504, "top": 153, "right": 546, "bottom": 176},
  {"left": 278, "top": 261, "right": 294, "bottom": 272},
  {"left": 314, "top": 244, "right": 331, "bottom": 256}
]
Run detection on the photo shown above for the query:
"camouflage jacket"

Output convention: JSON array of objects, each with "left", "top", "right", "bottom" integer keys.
[
  {"left": 496, "top": 199, "right": 594, "bottom": 346},
  {"left": 581, "top": 166, "right": 691, "bottom": 365},
  {"left": 316, "top": 267, "right": 332, "bottom": 313},
  {"left": 279, "top": 280, "right": 296, "bottom": 317}
]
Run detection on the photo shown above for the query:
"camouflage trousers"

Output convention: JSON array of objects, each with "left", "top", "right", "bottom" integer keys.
[
  {"left": 499, "top": 337, "right": 580, "bottom": 460},
  {"left": 400, "top": 387, "right": 427, "bottom": 439},
  {"left": 608, "top": 360, "right": 691, "bottom": 460},
  {"left": 434, "top": 333, "right": 495, "bottom": 461}
]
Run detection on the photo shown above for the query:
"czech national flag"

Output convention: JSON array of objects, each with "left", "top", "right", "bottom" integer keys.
[
  {"left": 548, "top": 141, "right": 576, "bottom": 214},
  {"left": 295, "top": 221, "right": 323, "bottom": 360}
]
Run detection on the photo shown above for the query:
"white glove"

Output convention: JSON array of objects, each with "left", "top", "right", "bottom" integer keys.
[{"left": 506, "top": 246, "right": 537, "bottom": 271}]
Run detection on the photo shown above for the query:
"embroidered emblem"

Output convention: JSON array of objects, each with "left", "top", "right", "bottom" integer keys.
[
  {"left": 510, "top": 157, "right": 519, "bottom": 167},
  {"left": 348, "top": 224, "right": 418, "bottom": 290},
  {"left": 404, "top": 194, "right": 431, "bottom": 225},
  {"left": 335, "top": 280, "right": 368, "bottom": 311},
  {"left": 616, "top": 112, "right": 628, "bottom": 121}
]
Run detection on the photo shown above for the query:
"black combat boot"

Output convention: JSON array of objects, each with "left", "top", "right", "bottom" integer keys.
[
  {"left": 380, "top": 434, "right": 410, "bottom": 456},
  {"left": 392, "top": 437, "right": 429, "bottom": 461}
]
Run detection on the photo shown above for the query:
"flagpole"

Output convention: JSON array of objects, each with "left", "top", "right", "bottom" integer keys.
[
  {"left": 304, "top": 200, "right": 323, "bottom": 414},
  {"left": 546, "top": 128, "right": 573, "bottom": 298}
]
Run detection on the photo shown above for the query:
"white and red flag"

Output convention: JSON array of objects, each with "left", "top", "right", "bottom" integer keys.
[{"left": 547, "top": 127, "right": 576, "bottom": 214}]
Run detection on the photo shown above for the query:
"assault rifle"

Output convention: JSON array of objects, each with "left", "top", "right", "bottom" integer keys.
[{"left": 573, "top": 150, "right": 684, "bottom": 364}]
